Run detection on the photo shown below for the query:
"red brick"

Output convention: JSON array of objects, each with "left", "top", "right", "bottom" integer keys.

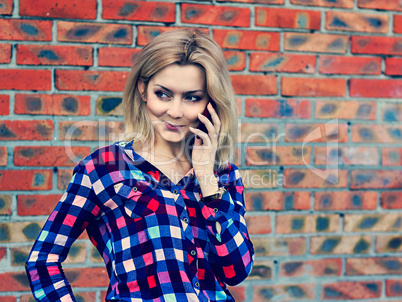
[
  {"left": 0, "top": 194, "right": 11, "bottom": 215},
  {"left": 223, "top": 51, "right": 246, "bottom": 71},
  {"left": 351, "top": 36, "right": 402, "bottom": 55},
  {"left": 381, "top": 192, "right": 402, "bottom": 209},
  {"left": 351, "top": 170, "right": 402, "bottom": 189},
  {"left": 350, "top": 79, "right": 402, "bottom": 98},
  {"left": 103, "top": 0, "right": 174, "bottom": 22},
  {"left": 279, "top": 258, "right": 342, "bottom": 277},
  {"left": 245, "top": 215, "right": 271, "bottom": 234},
  {"left": 0, "top": 147, "right": 6, "bottom": 166},
  {"left": 15, "top": 94, "right": 90, "bottom": 116},
  {"left": 63, "top": 267, "right": 109, "bottom": 288},
  {"left": 285, "top": 123, "right": 348, "bottom": 142},
  {"left": 358, "top": 0, "right": 402, "bottom": 11},
  {"left": 98, "top": 47, "right": 141, "bottom": 67},
  {"left": 0, "top": 69, "right": 51, "bottom": 91},
  {"left": 0, "top": 19, "right": 52, "bottom": 41},
  {"left": 252, "top": 237, "right": 306, "bottom": 257},
  {"left": 284, "top": 169, "right": 347, "bottom": 188},
  {"left": 55, "top": 70, "right": 129, "bottom": 92},
  {"left": 344, "top": 213, "right": 401, "bottom": 232},
  {"left": 0, "top": 271, "right": 30, "bottom": 291},
  {"left": 319, "top": 55, "right": 381, "bottom": 75},
  {"left": 282, "top": 77, "right": 346, "bottom": 97},
  {"left": 284, "top": 33, "right": 348, "bottom": 53},
  {"left": 0, "top": 296, "right": 14, "bottom": 302},
  {"left": 352, "top": 125, "right": 402, "bottom": 143},
  {"left": 14, "top": 146, "right": 90, "bottom": 167},
  {"left": 136, "top": 26, "right": 209, "bottom": 46},
  {"left": 246, "top": 146, "right": 310, "bottom": 166},
  {"left": 240, "top": 123, "right": 279, "bottom": 143},
  {"left": 250, "top": 52, "right": 316, "bottom": 73},
  {"left": 0, "top": 44, "right": 11, "bottom": 63},
  {"left": 311, "top": 235, "right": 371, "bottom": 254},
  {"left": 394, "top": 14, "right": 402, "bottom": 33},
  {"left": 58, "top": 169, "right": 73, "bottom": 190},
  {"left": 240, "top": 169, "right": 278, "bottom": 189},
  {"left": 20, "top": 0, "right": 97, "bottom": 19},
  {"left": 315, "top": 146, "right": 379, "bottom": 165},
  {"left": 0, "top": 0, "right": 13, "bottom": 15},
  {"left": 213, "top": 29, "right": 280, "bottom": 51},
  {"left": 181, "top": 3, "right": 250, "bottom": 27},
  {"left": 59, "top": 121, "right": 125, "bottom": 141},
  {"left": 315, "top": 191, "right": 378, "bottom": 211},
  {"left": 346, "top": 257, "right": 402, "bottom": 275},
  {"left": 0, "top": 246, "right": 6, "bottom": 261},
  {"left": 326, "top": 11, "right": 389, "bottom": 33},
  {"left": 227, "top": 286, "right": 245, "bottom": 302},
  {"left": 376, "top": 235, "right": 402, "bottom": 253},
  {"left": 17, "top": 45, "right": 92, "bottom": 66},
  {"left": 256, "top": 7, "right": 320, "bottom": 30},
  {"left": 290, "top": 0, "right": 353, "bottom": 8},
  {"left": 0, "top": 170, "right": 52, "bottom": 190},
  {"left": 383, "top": 102, "right": 402, "bottom": 122},
  {"left": 322, "top": 281, "right": 381, "bottom": 299},
  {"left": 58, "top": 21, "right": 132, "bottom": 44},
  {"left": 386, "top": 279, "right": 402, "bottom": 297},
  {"left": 246, "top": 99, "right": 310, "bottom": 119},
  {"left": 17, "top": 194, "right": 62, "bottom": 216},
  {"left": 277, "top": 214, "right": 339, "bottom": 234},
  {"left": 0, "top": 94, "right": 9, "bottom": 115},
  {"left": 385, "top": 57, "right": 402, "bottom": 75},
  {"left": 217, "top": 0, "right": 283, "bottom": 3},
  {"left": 383, "top": 147, "right": 402, "bottom": 165},
  {"left": 315, "top": 100, "right": 376, "bottom": 120},
  {"left": 231, "top": 75, "right": 277, "bottom": 95},
  {"left": 253, "top": 284, "right": 315, "bottom": 301},
  {"left": 245, "top": 191, "right": 311, "bottom": 211},
  {"left": 0, "top": 120, "right": 54, "bottom": 141},
  {"left": 96, "top": 96, "right": 123, "bottom": 116}
]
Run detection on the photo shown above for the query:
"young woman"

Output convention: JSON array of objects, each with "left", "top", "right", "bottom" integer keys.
[{"left": 26, "top": 28, "right": 254, "bottom": 302}]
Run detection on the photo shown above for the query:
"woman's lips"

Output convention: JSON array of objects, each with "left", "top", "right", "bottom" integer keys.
[{"left": 165, "top": 122, "right": 184, "bottom": 130}]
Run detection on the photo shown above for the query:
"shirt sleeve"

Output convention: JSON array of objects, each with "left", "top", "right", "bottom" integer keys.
[
  {"left": 25, "top": 162, "right": 101, "bottom": 302},
  {"left": 199, "top": 163, "right": 254, "bottom": 286}
]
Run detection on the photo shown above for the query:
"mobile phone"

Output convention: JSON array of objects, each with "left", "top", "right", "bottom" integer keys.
[{"left": 198, "top": 104, "right": 212, "bottom": 133}]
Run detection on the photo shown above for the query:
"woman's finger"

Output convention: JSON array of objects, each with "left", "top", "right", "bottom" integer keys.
[
  {"left": 207, "top": 103, "right": 221, "bottom": 134},
  {"left": 189, "top": 127, "right": 213, "bottom": 147},
  {"left": 198, "top": 113, "right": 217, "bottom": 141}
]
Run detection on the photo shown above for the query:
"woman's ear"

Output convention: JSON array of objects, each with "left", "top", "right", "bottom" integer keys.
[{"left": 138, "top": 78, "right": 146, "bottom": 101}]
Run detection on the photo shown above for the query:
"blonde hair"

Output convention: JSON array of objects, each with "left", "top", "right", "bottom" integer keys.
[{"left": 123, "top": 28, "right": 237, "bottom": 171}]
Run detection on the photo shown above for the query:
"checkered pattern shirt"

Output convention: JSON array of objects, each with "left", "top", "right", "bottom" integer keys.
[{"left": 26, "top": 140, "right": 254, "bottom": 302}]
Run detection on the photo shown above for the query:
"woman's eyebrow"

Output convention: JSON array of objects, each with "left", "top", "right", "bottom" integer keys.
[{"left": 154, "top": 84, "right": 204, "bottom": 94}]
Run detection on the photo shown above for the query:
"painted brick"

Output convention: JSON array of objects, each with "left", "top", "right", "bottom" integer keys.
[
  {"left": 246, "top": 146, "right": 310, "bottom": 166},
  {"left": 17, "top": 194, "right": 62, "bottom": 216},
  {"left": 0, "top": 296, "right": 15, "bottom": 302},
  {"left": 240, "top": 169, "right": 278, "bottom": 189},
  {"left": 252, "top": 237, "right": 306, "bottom": 257},
  {"left": 55, "top": 70, "right": 129, "bottom": 92},
  {"left": 284, "top": 169, "right": 347, "bottom": 188},
  {"left": 181, "top": 4, "right": 250, "bottom": 27},
  {"left": 213, "top": 29, "right": 280, "bottom": 51},
  {"left": 351, "top": 170, "right": 402, "bottom": 189},
  {"left": 381, "top": 191, "right": 402, "bottom": 209},
  {"left": 351, "top": 79, "right": 402, "bottom": 98},
  {"left": 58, "top": 21, "right": 133, "bottom": 44},
  {"left": 394, "top": 14, "right": 402, "bottom": 33},
  {"left": 0, "top": 19, "right": 52, "bottom": 41},
  {"left": 0, "top": 194, "right": 11, "bottom": 215},
  {"left": 0, "top": 221, "right": 45, "bottom": 242},
  {"left": 279, "top": 258, "right": 342, "bottom": 277},
  {"left": 386, "top": 279, "right": 402, "bottom": 297},
  {"left": 246, "top": 99, "right": 311, "bottom": 119},
  {"left": 91, "top": 246, "right": 103, "bottom": 263},
  {"left": 383, "top": 147, "right": 402, "bottom": 166},
  {"left": 250, "top": 52, "right": 316, "bottom": 73},
  {"left": 385, "top": 57, "right": 402, "bottom": 75},
  {"left": 59, "top": 121, "right": 125, "bottom": 141},
  {"left": 0, "top": 146, "right": 6, "bottom": 166},
  {"left": 311, "top": 235, "right": 371, "bottom": 255},
  {"left": 17, "top": 45, "right": 92, "bottom": 66},
  {"left": 103, "top": 1, "right": 175, "bottom": 23},
  {"left": 315, "top": 191, "right": 378, "bottom": 211},
  {"left": 99, "top": 47, "right": 141, "bottom": 67},
  {"left": 0, "top": 246, "right": 6, "bottom": 261},
  {"left": 21, "top": 291, "right": 97, "bottom": 301},
  {"left": 136, "top": 26, "right": 210, "bottom": 46},
  {"left": 0, "top": 170, "right": 52, "bottom": 191},
  {"left": 358, "top": 0, "right": 402, "bottom": 11},
  {"left": 217, "top": 0, "right": 284, "bottom": 3},
  {"left": 382, "top": 103, "right": 402, "bottom": 122},
  {"left": 0, "top": 120, "right": 54, "bottom": 141},
  {"left": 0, "top": 69, "right": 51, "bottom": 91},
  {"left": 240, "top": 123, "right": 280, "bottom": 143},
  {"left": 276, "top": 214, "right": 339, "bottom": 234},
  {"left": 0, "top": 271, "right": 31, "bottom": 291},
  {"left": 346, "top": 257, "right": 402, "bottom": 275},
  {"left": 14, "top": 146, "right": 90, "bottom": 167},
  {"left": 223, "top": 51, "right": 246, "bottom": 71},
  {"left": 255, "top": 7, "right": 321, "bottom": 30},
  {"left": 284, "top": 33, "right": 348, "bottom": 53},
  {"left": 245, "top": 191, "right": 311, "bottom": 211},
  {"left": 58, "top": 169, "right": 73, "bottom": 190},
  {"left": 245, "top": 215, "right": 271, "bottom": 234},
  {"left": 326, "top": 11, "right": 389, "bottom": 33},
  {"left": 231, "top": 75, "right": 277, "bottom": 95},
  {"left": 319, "top": 55, "right": 381, "bottom": 75},
  {"left": 0, "top": 0, "right": 13, "bottom": 15},
  {"left": 0, "top": 44, "right": 11, "bottom": 63},
  {"left": 285, "top": 123, "right": 348, "bottom": 143},
  {"left": 248, "top": 260, "right": 273, "bottom": 280},
  {"left": 227, "top": 286, "right": 245, "bottom": 302},
  {"left": 96, "top": 96, "right": 123, "bottom": 116},
  {"left": 64, "top": 267, "right": 109, "bottom": 287},
  {"left": 15, "top": 94, "right": 91, "bottom": 116},
  {"left": 351, "top": 36, "right": 402, "bottom": 55},
  {"left": 282, "top": 77, "right": 346, "bottom": 97},
  {"left": 322, "top": 281, "right": 381, "bottom": 300},
  {"left": 376, "top": 235, "right": 402, "bottom": 253},
  {"left": 19, "top": 0, "right": 97, "bottom": 19},
  {"left": 315, "top": 146, "right": 379, "bottom": 166},
  {"left": 290, "top": 0, "right": 354, "bottom": 8},
  {"left": 352, "top": 125, "right": 402, "bottom": 143},
  {"left": 0, "top": 94, "right": 9, "bottom": 115},
  {"left": 344, "top": 214, "right": 401, "bottom": 232},
  {"left": 315, "top": 100, "right": 376, "bottom": 120},
  {"left": 253, "top": 284, "right": 315, "bottom": 301}
]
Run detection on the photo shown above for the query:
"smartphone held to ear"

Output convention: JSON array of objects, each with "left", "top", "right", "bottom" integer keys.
[{"left": 198, "top": 103, "right": 212, "bottom": 133}]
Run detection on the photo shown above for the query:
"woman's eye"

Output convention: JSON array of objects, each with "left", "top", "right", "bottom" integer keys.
[
  {"left": 186, "top": 95, "right": 202, "bottom": 102},
  {"left": 155, "top": 90, "right": 170, "bottom": 99}
]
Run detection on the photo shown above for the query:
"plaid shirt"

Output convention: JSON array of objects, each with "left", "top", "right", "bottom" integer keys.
[{"left": 26, "top": 140, "right": 254, "bottom": 302}]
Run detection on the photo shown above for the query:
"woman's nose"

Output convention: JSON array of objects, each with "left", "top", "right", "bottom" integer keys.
[{"left": 167, "top": 99, "right": 183, "bottom": 118}]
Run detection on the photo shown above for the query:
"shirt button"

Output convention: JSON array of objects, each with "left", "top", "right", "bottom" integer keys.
[
  {"left": 213, "top": 208, "right": 218, "bottom": 213},
  {"left": 119, "top": 141, "right": 127, "bottom": 147},
  {"left": 173, "top": 189, "right": 178, "bottom": 194},
  {"left": 132, "top": 187, "right": 138, "bottom": 192},
  {"left": 189, "top": 174, "right": 193, "bottom": 178},
  {"left": 183, "top": 217, "right": 189, "bottom": 223},
  {"left": 190, "top": 250, "right": 196, "bottom": 256},
  {"left": 195, "top": 282, "right": 199, "bottom": 288}
]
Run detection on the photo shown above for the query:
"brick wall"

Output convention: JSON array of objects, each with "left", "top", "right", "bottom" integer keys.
[{"left": 0, "top": 0, "right": 401, "bottom": 301}]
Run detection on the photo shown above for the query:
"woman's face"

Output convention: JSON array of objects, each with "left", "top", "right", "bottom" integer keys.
[{"left": 140, "top": 64, "right": 209, "bottom": 147}]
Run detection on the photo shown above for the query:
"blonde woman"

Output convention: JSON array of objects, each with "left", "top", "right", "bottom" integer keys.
[{"left": 26, "top": 28, "right": 254, "bottom": 302}]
